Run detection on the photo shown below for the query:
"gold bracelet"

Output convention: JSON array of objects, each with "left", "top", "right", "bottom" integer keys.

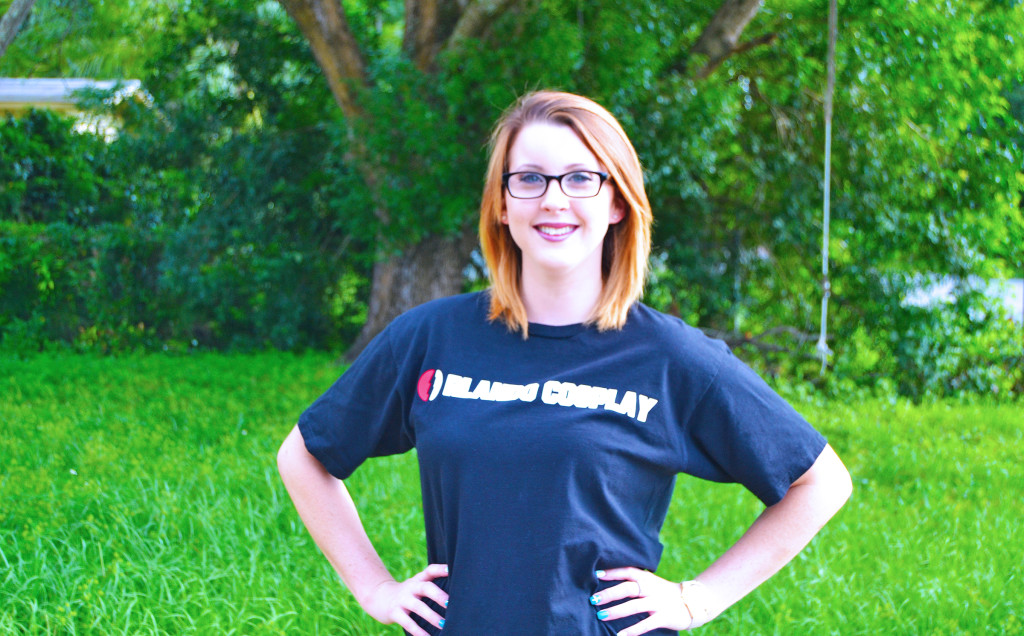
[{"left": 679, "top": 580, "right": 713, "bottom": 630}]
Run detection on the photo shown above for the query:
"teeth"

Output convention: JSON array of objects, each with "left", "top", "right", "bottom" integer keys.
[{"left": 538, "top": 226, "right": 574, "bottom": 236}]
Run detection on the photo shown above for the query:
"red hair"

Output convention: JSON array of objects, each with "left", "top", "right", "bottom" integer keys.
[{"left": 479, "top": 91, "right": 652, "bottom": 335}]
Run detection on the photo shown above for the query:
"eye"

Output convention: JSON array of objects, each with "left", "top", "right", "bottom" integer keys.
[
  {"left": 515, "top": 172, "right": 545, "bottom": 185},
  {"left": 566, "top": 171, "right": 596, "bottom": 184}
]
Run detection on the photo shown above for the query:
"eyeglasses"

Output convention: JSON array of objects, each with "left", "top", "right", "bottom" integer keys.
[{"left": 502, "top": 171, "right": 609, "bottom": 199}]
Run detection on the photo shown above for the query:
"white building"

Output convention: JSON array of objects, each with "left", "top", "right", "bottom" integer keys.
[{"left": 0, "top": 77, "right": 142, "bottom": 139}]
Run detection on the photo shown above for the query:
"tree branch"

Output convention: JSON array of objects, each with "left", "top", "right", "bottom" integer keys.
[
  {"left": 0, "top": 0, "right": 36, "bottom": 58},
  {"left": 442, "top": 0, "right": 516, "bottom": 55},
  {"left": 702, "top": 325, "right": 825, "bottom": 360},
  {"left": 670, "top": 0, "right": 768, "bottom": 79},
  {"left": 403, "top": 0, "right": 465, "bottom": 71},
  {"left": 277, "top": 0, "right": 367, "bottom": 117}
]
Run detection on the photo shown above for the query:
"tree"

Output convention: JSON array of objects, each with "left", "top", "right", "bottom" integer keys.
[
  {"left": 0, "top": 0, "right": 35, "bottom": 57},
  {"left": 277, "top": 0, "right": 772, "bottom": 358},
  {"left": 3, "top": 0, "right": 1020, "bottom": 395}
]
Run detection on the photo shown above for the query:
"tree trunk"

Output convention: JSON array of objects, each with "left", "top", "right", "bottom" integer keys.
[
  {"left": 345, "top": 228, "right": 477, "bottom": 360},
  {"left": 278, "top": 0, "right": 767, "bottom": 361},
  {"left": 0, "top": 0, "right": 36, "bottom": 57}
]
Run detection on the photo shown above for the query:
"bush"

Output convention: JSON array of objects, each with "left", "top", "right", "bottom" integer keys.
[
  {"left": 0, "top": 221, "right": 168, "bottom": 353},
  {"left": 0, "top": 110, "right": 129, "bottom": 226}
]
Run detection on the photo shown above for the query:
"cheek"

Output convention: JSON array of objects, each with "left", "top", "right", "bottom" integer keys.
[{"left": 504, "top": 198, "right": 532, "bottom": 226}]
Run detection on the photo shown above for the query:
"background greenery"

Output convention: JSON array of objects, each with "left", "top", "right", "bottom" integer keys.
[
  {"left": 2, "top": 4, "right": 1021, "bottom": 633},
  {"left": 1, "top": 0, "right": 1022, "bottom": 399},
  {"left": 1, "top": 353, "right": 1021, "bottom": 634}
]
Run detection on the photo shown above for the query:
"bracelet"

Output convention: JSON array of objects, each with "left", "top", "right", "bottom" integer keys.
[{"left": 679, "top": 580, "right": 713, "bottom": 630}]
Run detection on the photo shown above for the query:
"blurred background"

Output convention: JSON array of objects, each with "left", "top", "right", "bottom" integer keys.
[
  {"left": 3, "top": 2, "right": 1023, "bottom": 634},
  {"left": 2, "top": 0, "right": 1022, "bottom": 400}
]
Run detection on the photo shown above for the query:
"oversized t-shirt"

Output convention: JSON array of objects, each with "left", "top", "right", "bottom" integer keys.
[{"left": 299, "top": 292, "right": 826, "bottom": 636}]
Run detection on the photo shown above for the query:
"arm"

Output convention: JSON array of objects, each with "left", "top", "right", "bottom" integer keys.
[
  {"left": 693, "top": 442, "right": 852, "bottom": 613},
  {"left": 594, "top": 443, "right": 852, "bottom": 634},
  {"left": 277, "top": 424, "right": 449, "bottom": 636}
]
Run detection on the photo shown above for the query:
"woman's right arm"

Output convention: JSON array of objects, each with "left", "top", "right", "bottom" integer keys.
[{"left": 277, "top": 424, "right": 449, "bottom": 636}]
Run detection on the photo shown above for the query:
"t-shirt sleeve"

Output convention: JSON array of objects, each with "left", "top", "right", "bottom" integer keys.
[
  {"left": 678, "top": 349, "right": 827, "bottom": 507},
  {"left": 297, "top": 324, "right": 415, "bottom": 479}
]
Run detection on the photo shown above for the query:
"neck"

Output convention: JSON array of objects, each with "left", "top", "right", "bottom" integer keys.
[{"left": 520, "top": 264, "right": 604, "bottom": 326}]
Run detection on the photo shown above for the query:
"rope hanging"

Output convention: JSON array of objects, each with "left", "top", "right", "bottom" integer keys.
[{"left": 816, "top": 0, "right": 838, "bottom": 374}]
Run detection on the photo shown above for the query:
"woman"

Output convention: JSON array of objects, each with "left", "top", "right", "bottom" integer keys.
[{"left": 277, "top": 91, "right": 852, "bottom": 636}]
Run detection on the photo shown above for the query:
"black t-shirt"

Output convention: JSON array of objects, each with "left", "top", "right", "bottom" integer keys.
[{"left": 299, "top": 292, "right": 826, "bottom": 635}]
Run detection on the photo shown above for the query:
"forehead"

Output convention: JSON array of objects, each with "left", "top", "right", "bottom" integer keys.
[{"left": 507, "top": 121, "right": 602, "bottom": 171}]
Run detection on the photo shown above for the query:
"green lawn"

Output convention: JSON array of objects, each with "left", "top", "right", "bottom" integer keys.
[{"left": 1, "top": 353, "right": 1021, "bottom": 634}]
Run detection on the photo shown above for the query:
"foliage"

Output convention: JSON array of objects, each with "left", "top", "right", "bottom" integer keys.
[
  {"left": 619, "top": 0, "right": 1024, "bottom": 364},
  {"left": 0, "top": 109, "right": 130, "bottom": 225},
  {"left": 0, "top": 0, "right": 174, "bottom": 78},
  {"left": 1, "top": 353, "right": 1022, "bottom": 633},
  {"left": 0, "top": 0, "right": 1021, "bottom": 399},
  {"left": 1, "top": 1, "right": 370, "bottom": 351},
  {"left": 337, "top": 0, "right": 1024, "bottom": 397},
  {"left": 0, "top": 220, "right": 167, "bottom": 354}
]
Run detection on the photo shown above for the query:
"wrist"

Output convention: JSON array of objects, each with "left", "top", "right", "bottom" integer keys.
[
  {"left": 354, "top": 575, "right": 398, "bottom": 608},
  {"left": 679, "top": 580, "right": 716, "bottom": 630}
]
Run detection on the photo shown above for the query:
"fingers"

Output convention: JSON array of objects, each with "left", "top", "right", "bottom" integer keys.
[
  {"left": 415, "top": 578, "right": 450, "bottom": 609},
  {"left": 368, "top": 565, "right": 450, "bottom": 634},
  {"left": 413, "top": 563, "right": 450, "bottom": 612},
  {"left": 593, "top": 567, "right": 648, "bottom": 607},
  {"left": 594, "top": 568, "right": 699, "bottom": 633},
  {"left": 415, "top": 563, "right": 450, "bottom": 581},
  {"left": 406, "top": 596, "right": 445, "bottom": 629},
  {"left": 407, "top": 564, "right": 449, "bottom": 627},
  {"left": 597, "top": 566, "right": 645, "bottom": 582},
  {"left": 590, "top": 580, "right": 643, "bottom": 606},
  {"left": 596, "top": 597, "right": 655, "bottom": 622}
]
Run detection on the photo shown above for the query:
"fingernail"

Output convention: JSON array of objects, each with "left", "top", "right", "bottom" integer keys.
[
  {"left": 444, "top": 565, "right": 450, "bottom": 574},
  {"left": 596, "top": 610, "right": 609, "bottom": 620},
  {"left": 589, "top": 594, "right": 601, "bottom": 605},
  {"left": 444, "top": 599, "right": 449, "bottom": 607},
  {"left": 595, "top": 570, "right": 606, "bottom": 577},
  {"left": 439, "top": 619, "right": 445, "bottom": 628}
]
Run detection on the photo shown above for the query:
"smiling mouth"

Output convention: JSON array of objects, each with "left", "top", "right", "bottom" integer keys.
[{"left": 536, "top": 224, "right": 576, "bottom": 237}]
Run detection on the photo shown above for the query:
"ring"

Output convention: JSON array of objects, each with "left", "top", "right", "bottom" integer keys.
[{"left": 634, "top": 580, "right": 643, "bottom": 597}]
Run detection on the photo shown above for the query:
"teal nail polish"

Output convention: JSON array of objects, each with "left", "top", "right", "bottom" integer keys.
[
  {"left": 589, "top": 594, "right": 600, "bottom": 605},
  {"left": 444, "top": 599, "right": 449, "bottom": 607},
  {"left": 596, "top": 610, "right": 608, "bottom": 620},
  {"left": 439, "top": 618, "right": 445, "bottom": 628},
  {"left": 595, "top": 570, "right": 606, "bottom": 577}
]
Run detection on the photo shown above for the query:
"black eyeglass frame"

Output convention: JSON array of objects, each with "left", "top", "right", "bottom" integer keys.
[{"left": 502, "top": 171, "right": 610, "bottom": 199}]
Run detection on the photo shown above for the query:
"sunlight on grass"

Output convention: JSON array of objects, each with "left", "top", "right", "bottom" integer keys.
[{"left": 1, "top": 353, "right": 1020, "bottom": 634}]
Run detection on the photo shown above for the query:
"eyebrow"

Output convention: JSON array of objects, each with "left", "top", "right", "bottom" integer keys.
[{"left": 509, "top": 162, "right": 598, "bottom": 173}]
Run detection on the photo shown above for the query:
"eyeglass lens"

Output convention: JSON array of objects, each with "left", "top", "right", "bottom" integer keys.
[{"left": 506, "top": 171, "right": 603, "bottom": 198}]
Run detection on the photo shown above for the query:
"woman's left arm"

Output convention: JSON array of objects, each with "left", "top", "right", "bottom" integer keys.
[{"left": 595, "top": 444, "right": 853, "bottom": 635}]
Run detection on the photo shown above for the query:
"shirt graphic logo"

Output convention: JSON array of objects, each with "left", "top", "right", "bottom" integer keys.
[
  {"left": 417, "top": 369, "right": 444, "bottom": 402},
  {"left": 417, "top": 367, "right": 659, "bottom": 423}
]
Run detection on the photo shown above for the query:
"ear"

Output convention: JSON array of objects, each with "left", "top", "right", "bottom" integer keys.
[
  {"left": 609, "top": 199, "right": 625, "bottom": 225},
  {"left": 501, "top": 213, "right": 508, "bottom": 224}
]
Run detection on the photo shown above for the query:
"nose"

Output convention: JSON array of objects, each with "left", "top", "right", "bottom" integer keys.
[{"left": 540, "top": 177, "right": 570, "bottom": 211}]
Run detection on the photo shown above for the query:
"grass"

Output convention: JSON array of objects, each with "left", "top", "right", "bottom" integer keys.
[{"left": 1, "top": 352, "right": 1021, "bottom": 634}]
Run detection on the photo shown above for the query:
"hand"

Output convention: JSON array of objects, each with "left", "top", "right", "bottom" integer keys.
[
  {"left": 593, "top": 567, "right": 713, "bottom": 635},
  {"left": 361, "top": 563, "right": 450, "bottom": 636}
]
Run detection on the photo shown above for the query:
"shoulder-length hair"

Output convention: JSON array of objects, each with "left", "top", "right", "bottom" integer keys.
[{"left": 479, "top": 90, "right": 652, "bottom": 336}]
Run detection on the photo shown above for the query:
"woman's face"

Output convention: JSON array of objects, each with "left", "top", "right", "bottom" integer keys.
[{"left": 503, "top": 121, "right": 623, "bottom": 283}]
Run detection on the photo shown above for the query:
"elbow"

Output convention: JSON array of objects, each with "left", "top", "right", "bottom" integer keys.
[
  {"left": 834, "top": 462, "right": 853, "bottom": 510},
  {"left": 277, "top": 424, "right": 304, "bottom": 483},
  {"left": 277, "top": 423, "right": 333, "bottom": 488},
  {"left": 822, "top": 444, "right": 853, "bottom": 514},
  {"left": 797, "top": 443, "right": 853, "bottom": 518}
]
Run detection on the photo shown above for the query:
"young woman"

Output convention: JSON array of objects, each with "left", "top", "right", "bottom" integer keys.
[{"left": 277, "top": 91, "right": 852, "bottom": 636}]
